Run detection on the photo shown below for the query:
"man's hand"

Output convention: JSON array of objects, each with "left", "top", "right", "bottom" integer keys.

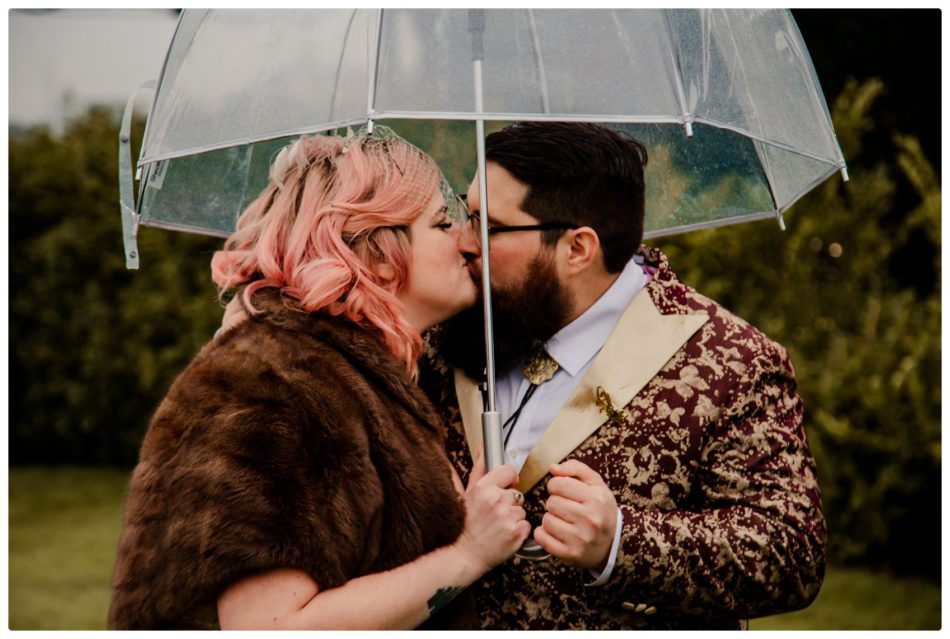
[{"left": 534, "top": 460, "right": 618, "bottom": 570}]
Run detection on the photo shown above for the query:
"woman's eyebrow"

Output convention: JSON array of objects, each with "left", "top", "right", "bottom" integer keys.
[{"left": 428, "top": 205, "right": 450, "bottom": 223}]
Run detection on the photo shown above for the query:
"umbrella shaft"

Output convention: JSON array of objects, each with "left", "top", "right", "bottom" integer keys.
[
  {"left": 475, "top": 117, "right": 497, "bottom": 411},
  {"left": 474, "top": 58, "right": 504, "bottom": 470}
]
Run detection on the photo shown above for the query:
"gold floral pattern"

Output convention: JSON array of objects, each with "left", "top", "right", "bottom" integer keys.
[{"left": 420, "top": 246, "right": 826, "bottom": 630}]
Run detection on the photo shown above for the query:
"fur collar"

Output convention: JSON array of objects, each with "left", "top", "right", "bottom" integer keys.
[{"left": 237, "top": 288, "right": 441, "bottom": 434}]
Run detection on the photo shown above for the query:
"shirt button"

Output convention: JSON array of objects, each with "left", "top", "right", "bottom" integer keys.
[{"left": 508, "top": 448, "right": 520, "bottom": 460}]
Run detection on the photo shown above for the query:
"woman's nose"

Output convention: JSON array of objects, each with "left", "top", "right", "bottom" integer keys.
[{"left": 457, "top": 219, "right": 481, "bottom": 258}]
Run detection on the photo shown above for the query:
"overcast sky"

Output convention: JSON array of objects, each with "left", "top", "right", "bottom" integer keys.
[{"left": 8, "top": 9, "right": 180, "bottom": 127}]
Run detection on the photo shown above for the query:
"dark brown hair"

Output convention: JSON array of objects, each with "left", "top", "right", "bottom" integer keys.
[{"left": 485, "top": 122, "right": 648, "bottom": 273}]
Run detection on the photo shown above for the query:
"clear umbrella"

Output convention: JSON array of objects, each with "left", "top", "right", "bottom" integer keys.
[{"left": 119, "top": 8, "right": 847, "bottom": 478}]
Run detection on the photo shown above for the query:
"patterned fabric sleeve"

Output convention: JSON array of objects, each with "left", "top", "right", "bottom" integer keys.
[{"left": 596, "top": 347, "right": 826, "bottom": 620}]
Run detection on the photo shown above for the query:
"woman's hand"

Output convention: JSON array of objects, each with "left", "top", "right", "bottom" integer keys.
[
  {"left": 455, "top": 452, "right": 531, "bottom": 572},
  {"left": 219, "top": 452, "right": 529, "bottom": 630}
]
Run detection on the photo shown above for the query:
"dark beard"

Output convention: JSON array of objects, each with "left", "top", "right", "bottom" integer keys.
[{"left": 435, "top": 252, "right": 573, "bottom": 381}]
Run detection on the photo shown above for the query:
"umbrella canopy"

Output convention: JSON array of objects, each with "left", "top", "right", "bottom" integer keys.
[
  {"left": 119, "top": 8, "right": 848, "bottom": 484},
  {"left": 123, "top": 8, "right": 847, "bottom": 260}
]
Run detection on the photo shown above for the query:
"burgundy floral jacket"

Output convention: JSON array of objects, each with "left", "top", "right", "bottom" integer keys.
[{"left": 421, "top": 246, "right": 826, "bottom": 630}]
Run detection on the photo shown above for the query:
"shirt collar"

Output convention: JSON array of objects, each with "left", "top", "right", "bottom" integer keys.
[{"left": 543, "top": 256, "right": 649, "bottom": 377}]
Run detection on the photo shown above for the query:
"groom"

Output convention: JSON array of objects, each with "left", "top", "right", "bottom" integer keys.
[{"left": 422, "top": 121, "right": 826, "bottom": 629}]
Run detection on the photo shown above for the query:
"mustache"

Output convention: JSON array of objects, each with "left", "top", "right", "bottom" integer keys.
[{"left": 465, "top": 258, "right": 484, "bottom": 287}]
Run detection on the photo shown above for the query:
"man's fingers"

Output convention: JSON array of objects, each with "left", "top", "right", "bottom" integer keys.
[
  {"left": 549, "top": 459, "right": 603, "bottom": 485},
  {"left": 533, "top": 525, "right": 570, "bottom": 557},
  {"left": 539, "top": 511, "right": 578, "bottom": 543},
  {"left": 547, "top": 475, "right": 593, "bottom": 503},
  {"left": 545, "top": 494, "right": 585, "bottom": 523}
]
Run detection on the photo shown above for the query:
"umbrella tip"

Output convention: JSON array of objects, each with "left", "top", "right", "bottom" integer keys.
[
  {"left": 367, "top": 119, "right": 375, "bottom": 135},
  {"left": 775, "top": 211, "right": 787, "bottom": 232},
  {"left": 840, "top": 166, "right": 850, "bottom": 182}
]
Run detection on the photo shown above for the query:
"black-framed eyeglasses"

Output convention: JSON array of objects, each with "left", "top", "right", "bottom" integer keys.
[{"left": 457, "top": 194, "right": 578, "bottom": 245}]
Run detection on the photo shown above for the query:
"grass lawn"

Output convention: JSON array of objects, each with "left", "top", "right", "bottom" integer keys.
[
  {"left": 8, "top": 466, "right": 942, "bottom": 630},
  {"left": 749, "top": 566, "right": 941, "bottom": 630},
  {"left": 9, "top": 466, "right": 130, "bottom": 630}
]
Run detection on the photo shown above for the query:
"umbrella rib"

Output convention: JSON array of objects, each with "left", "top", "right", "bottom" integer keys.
[
  {"left": 718, "top": 10, "right": 781, "bottom": 213},
  {"left": 137, "top": 117, "right": 372, "bottom": 166},
  {"left": 526, "top": 9, "right": 550, "bottom": 114},
  {"left": 137, "top": 113, "right": 845, "bottom": 170},
  {"left": 137, "top": 9, "right": 195, "bottom": 169},
  {"left": 366, "top": 8, "right": 384, "bottom": 125},
  {"left": 773, "top": 164, "right": 845, "bottom": 214},
  {"left": 138, "top": 218, "right": 232, "bottom": 238},
  {"left": 659, "top": 9, "right": 694, "bottom": 135},
  {"left": 376, "top": 113, "right": 846, "bottom": 167},
  {"left": 329, "top": 9, "right": 361, "bottom": 124},
  {"left": 643, "top": 211, "right": 778, "bottom": 239},
  {"left": 787, "top": 16, "right": 849, "bottom": 173},
  {"left": 641, "top": 162, "right": 845, "bottom": 240}
]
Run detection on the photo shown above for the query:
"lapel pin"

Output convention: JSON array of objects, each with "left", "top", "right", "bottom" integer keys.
[{"left": 595, "top": 386, "right": 624, "bottom": 422}]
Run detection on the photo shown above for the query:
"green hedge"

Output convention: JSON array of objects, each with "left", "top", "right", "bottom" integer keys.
[{"left": 9, "top": 78, "right": 940, "bottom": 577}]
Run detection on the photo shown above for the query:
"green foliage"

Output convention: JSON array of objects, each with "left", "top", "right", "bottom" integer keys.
[
  {"left": 10, "top": 110, "right": 224, "bottom": 465},
  {"left": 655, "top": 78, "right": 941, "bottom": 578},
  {"left": 8, "top": 77, "right": 940, "bottom": 577}
]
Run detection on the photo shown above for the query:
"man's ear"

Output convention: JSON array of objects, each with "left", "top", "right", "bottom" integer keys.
[{"left": 560, "top": 226, "right": 602, "bottom": 275}]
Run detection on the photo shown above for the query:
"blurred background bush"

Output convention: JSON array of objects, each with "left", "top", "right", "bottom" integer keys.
[{"left": 8, "top": 9, "right": 940, "bottom": 630}]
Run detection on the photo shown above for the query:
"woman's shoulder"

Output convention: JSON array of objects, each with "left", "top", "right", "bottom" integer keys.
[{"left": 154, "top": 311, "right": 391, "bottom": 433}]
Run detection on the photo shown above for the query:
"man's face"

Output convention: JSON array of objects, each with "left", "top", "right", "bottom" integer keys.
[
  {"left": 460, "top": 161, "right": 548, "bottom": 293},
  {"left": 438, "top": 162, "right": 573, "bottom": 377}
]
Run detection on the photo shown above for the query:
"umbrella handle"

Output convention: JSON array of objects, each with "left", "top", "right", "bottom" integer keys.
[{"left": 481, "top": 411, "right": 504, "bottom": 470}]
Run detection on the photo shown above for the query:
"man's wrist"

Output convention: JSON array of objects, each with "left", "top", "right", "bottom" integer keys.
[{"left": 586, "top": 508, "right": 623, "bottom": 586}]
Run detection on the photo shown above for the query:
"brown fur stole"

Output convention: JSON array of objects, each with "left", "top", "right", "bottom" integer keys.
[{"left": 109, "top": 290, "right": 472, "bottom": 629}]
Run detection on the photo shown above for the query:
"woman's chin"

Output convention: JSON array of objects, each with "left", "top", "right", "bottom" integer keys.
[
  {"left": 461, "top": 282, "right": 479, "bottom": 309},
  {"left": 438, "top": 290, "right": 478, "bottom": 326}
]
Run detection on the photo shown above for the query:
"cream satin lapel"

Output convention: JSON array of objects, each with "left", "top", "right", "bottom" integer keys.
[
  {"left": 454, "top": 369, "right": 483, "bottom": 462},
  {"left": 517, "top": 290, "right": 709, "bottom": 493}
]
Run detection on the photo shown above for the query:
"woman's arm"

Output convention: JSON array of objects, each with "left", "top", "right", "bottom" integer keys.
[{"left": 218, "top": 462, "right": 529, "bottom": 629}]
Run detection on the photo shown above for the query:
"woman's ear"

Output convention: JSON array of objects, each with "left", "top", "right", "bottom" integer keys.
[
  {"left": 561, "top": 226, "right": 601, "bottom": 275},
  {"left": 374, "top": 262, "right": 397, "bottom": 283}
]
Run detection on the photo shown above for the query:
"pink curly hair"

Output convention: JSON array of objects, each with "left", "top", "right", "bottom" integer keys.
[{"left": 211, "top": 132, "right": 443, "bottom": 376}]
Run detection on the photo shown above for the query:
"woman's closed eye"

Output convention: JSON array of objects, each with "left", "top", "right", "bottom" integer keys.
[{"left": 434, "top": 210, "right": 455, "bottom": 230}]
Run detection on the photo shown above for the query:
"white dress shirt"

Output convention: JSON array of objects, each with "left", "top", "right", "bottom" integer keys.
[{"left": 496, "top": 255, "right": 650, "bottom": 584}]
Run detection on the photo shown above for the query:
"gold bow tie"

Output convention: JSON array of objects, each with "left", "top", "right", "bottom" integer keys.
[{"left": 522, "top": 345, "right": 560, "bottom": 385}]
